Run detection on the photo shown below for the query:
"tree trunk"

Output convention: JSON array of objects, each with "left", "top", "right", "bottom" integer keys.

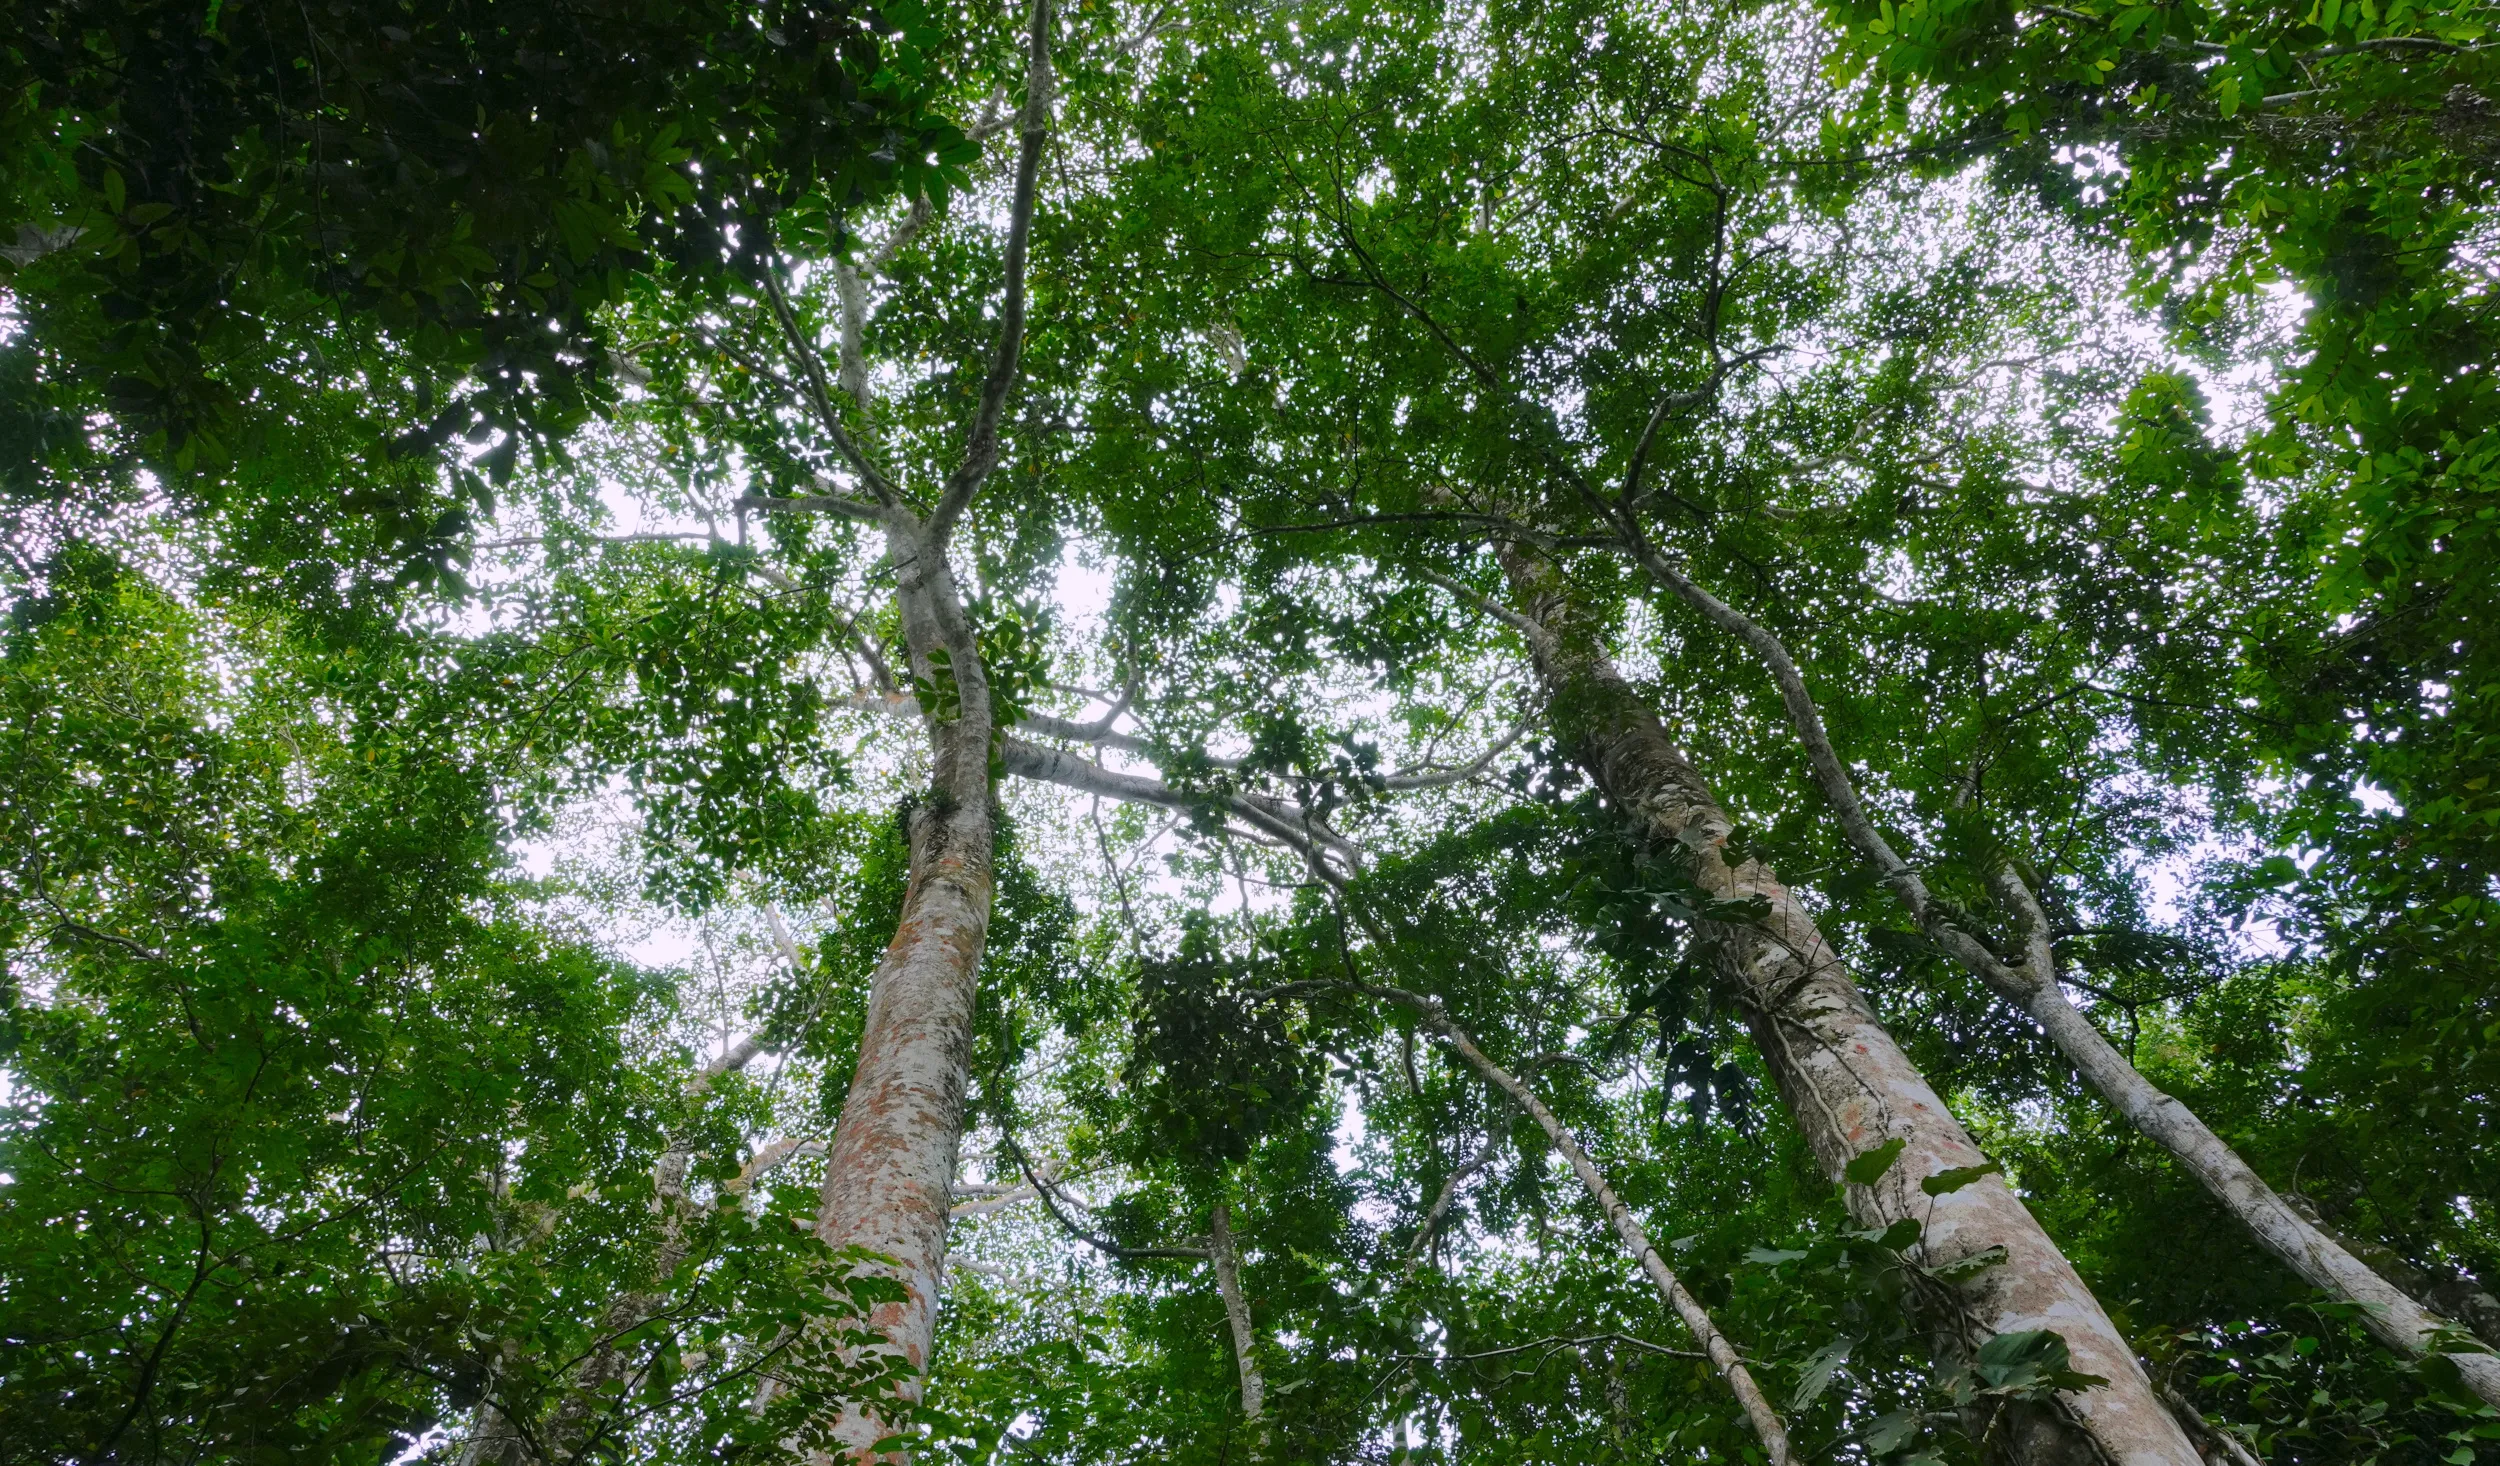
[
  {"left": 1208, "top": 1202, "right": 1269, "bottom": 1462},
  {"left": 806, "top": 758, "right": 994, "bottom": 1460},
  {"left": 1497, "top": 546, "right": 2200, "bottom": 1466},
  {"left": 1631, "top": 540, "right": 2500, "bottom": 1409}
]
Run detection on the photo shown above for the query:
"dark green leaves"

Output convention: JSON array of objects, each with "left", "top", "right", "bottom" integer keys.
[{"left": 1966, "top": 1329, "right": 2110, "bottom": 1397}]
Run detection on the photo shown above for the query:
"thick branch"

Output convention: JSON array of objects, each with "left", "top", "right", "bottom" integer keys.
[{"left": 1000, "top": 736, "right": 1356, "bottom": 879}]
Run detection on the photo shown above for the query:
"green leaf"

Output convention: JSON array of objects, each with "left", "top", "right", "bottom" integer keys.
[
  {"left": 1791, "top": 1337, "right": 1853, "bottom": 1409},
  {"left": 1921, "top": 1162, "right": 2001, "bottom": 1195},
  {"left": 1844, "top": 1137, "right": 1907, "bottom": 1185},
  {"left": 1864, "top": 1410, "right": 1923, "bottom": 1454}
]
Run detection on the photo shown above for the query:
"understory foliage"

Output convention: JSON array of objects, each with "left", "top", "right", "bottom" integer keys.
[{"left": 5, "top": 1, "right": 2500, "bottom": 1464}]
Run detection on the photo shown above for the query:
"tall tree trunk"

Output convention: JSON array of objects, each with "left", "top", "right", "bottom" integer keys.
[
  {"left": 1496, "top": 546, "right": 2201, "bottom": 1466},
  {"left": 804, "top": 506, "right": 1003, "bottom": 1460},
  {"left": 1208, "top": 1202, "right": 1269, "bottom": 1462},
  {"left": 1632, "top": 542, "right": 2500, "bottom": 1409},
  {"left": 755, "top": 9, "right": 1050, "bottom": 1454}
]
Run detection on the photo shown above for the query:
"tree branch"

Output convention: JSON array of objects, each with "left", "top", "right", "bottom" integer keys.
[
  {"left": 1278, "top": 910, "right": 1797, "bottom": 1466},
  {"left": 928, "top": 0, "right": 1054, "bottom": 547},
  {"left": 999, "top": 1134, "right": 1208, "bottom": 1261},
  {"left": 756, "top": 269, "right": 909, "bottom": 509},
  {"left": 1402, "top": 1133, "right": 1500, "bottom": 1275}
]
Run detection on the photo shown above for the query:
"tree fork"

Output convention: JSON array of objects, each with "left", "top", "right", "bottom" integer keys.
[
  {"left": 1493, "top": 544, "right": 2202, "bottom": 1466},
  {"left": 780, "top": 7, "right": 1054, "bottom": 1456}
]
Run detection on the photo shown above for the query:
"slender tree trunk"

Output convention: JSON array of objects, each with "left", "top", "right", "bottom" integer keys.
[
  {"left": 1386, "top": 980, "right": 1797, "bottom": 1466},
  {"left": 1632, "top": 542, "right": 2500, "bottom": 1410},
  {"left": 1496, "top": 546, "right": 2201, "bottom": 1466},
  {"left": 697, "top": 8, "right": 1049, "bottom": 1455},
  {"left": 540, "top": 1039, "right": 767, "bottom": 1458},
  {"left": 1208, "top": 1202, "right": 1268, "bottom": 1462}
]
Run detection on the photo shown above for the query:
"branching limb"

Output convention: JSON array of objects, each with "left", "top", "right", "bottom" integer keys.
[
  {"left": 756, "top": 269, "right": 909, "bottom": 509},
  {"left": 1381, "top": 702, "right": 1536, "bottom": 790},
  {"left": 1632, "top": 541, "right": 2500, "bottom": 1407},
  {"left": 1000, "top": 736, "right": 1358, "bottom": 880},
  {"left": 1402, "top": 1133, "right": 1500, "bottom": 1275},
  {"left": 928, "top": 0, "right": 1055, "bottom": 547}
]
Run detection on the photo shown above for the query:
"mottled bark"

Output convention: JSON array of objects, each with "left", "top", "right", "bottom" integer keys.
[
  {"left": 1634, "top": 543, "right": 2500, "bottom": 1410},
  {"left": 1208, "top": 1202, "right": 1268, "bottom": 1461},
  {"left": 806, "top": 789, "right": 994, "bottom": 1458},
  {"left": 1497, "top": 547, "right": 2200, "bottom": 1466},
  {"left": 745, "top": 10, "right": 1051, "bottom": 1457}
]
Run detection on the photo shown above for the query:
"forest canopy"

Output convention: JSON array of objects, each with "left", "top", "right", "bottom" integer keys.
[{"left": 4, "top": 2, "right": 2499, "bottom": 1464}]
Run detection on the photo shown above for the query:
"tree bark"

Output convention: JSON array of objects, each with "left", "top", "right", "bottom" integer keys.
[
  {"left": 759, "top": 9, "right": 1051, "bottom": 1453},
  {"left": 1496, "top": 546, "right": 2201, "bottom": 1466},
  {"left": 1208, "top": 1202, "right": 1269, "bottom": 1462},
  {"left": 1631, "top": 541, "right": 2500, "bottom": 1410},
  {"left": 801, "top": 502, "right": 1005, "bottom": 1462}
]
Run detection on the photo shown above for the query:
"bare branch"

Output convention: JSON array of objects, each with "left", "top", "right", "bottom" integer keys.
[
  {"left": 1282, "top": 913, "right": 1797, "bottom": 1466},
  {"left": 733, "top": 491, "right": 883, "bottom": 522},
  {"left": 473, "top": 531, "right": 724, "bottom": 552},
  {"left": 833, "top": 196, "right": 936, "bottom": 411},
  {"left": 725, "top": 1136, "right": 824, "bottom": 1195},
  {"left": 1418, "top": 570, "right": 1559, "bottom": 657},
  {"left": 1000, "top": 736, "right": 1353, "bottom": 878},
  {"left": 1398, "top": 1331, "right": 1713, "bottom": 1367},
  {"left": 928, "top": 0, "right": 1055, "bottom": 547},
  {"left": 756, "top": 269, "right": 909, "bottom": 509},
  {"left": 1380, "top": 703, "right": 1535, "bottom": 790},
  {"left": 1116, "top": 3, "right": 1183, "bottom": 55},
  {"left": 1000, "top": 1134, "right": 1208, "bottom": 1261}
]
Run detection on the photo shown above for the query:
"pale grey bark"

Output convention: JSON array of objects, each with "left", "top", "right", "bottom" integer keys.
[
  {"left": 1493, "top": 547, "right": 2201, "bottom": 1466},
  {"left": 1632, "top": 544, "right": 2500, "bottom": 1411},
  {"left": 1208, "top": 1202, "right": 1269, "bottom": 1461}
]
